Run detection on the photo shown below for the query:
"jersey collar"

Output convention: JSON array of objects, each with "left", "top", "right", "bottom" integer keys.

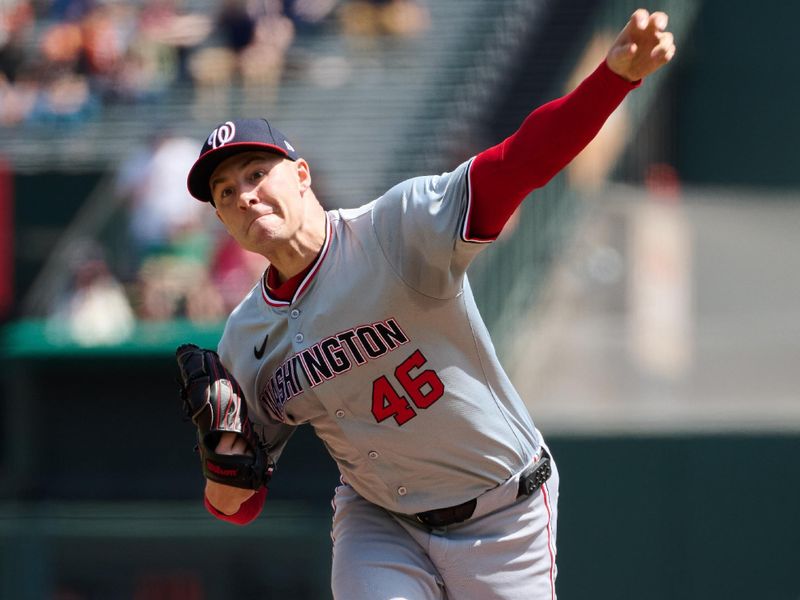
[{"left": 260, "top": 213, "right": 332, "bottom": 307}]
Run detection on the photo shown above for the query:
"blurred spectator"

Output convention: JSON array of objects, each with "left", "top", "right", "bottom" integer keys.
[
  {"left": 79, "top": 3, "right": 131, "bottom": 89},
  {"left": 216, "top": 0, "right": 257, "bottom": 54},
  {"left": 185, "top": 268, "right": 227, "bottom": 321},
  {"left": 3, "top": 0, "right": 435, "bottom": 327},
  {"left": 137, "top": 0, "right": 211, "bottom": 84},
  {"left": 131, "top": 229, "right": 263, "bottom": 323},
  {"left": 189, "top": 0, "right": 255, "bottom": 88},
  {"left": 240, "top": 0, "right": 294, "bottom": 90},
  {"left": 29, "top": 69, "right": 99, "bottom": 122},
  {"left": 48, "top": 245, "right": 136, "bottom": 346},
  {"left": 135, "top": 253, "right": 217, "bottom": 321},
  {"left": 39, "top": 21, "right": 83, "bottom": 68},
  {"left": 339, "top": 0, "right": 429, "bottom": 39},
  {"left": 110, "top": 39, "right": 170, "bottom": 103},
  {"left": 211, "top": 234, "right": 268, "bottom": 313},
  {"left": 115, "top": 132, "right": 206, "bottom": 269},
  {"left": 187, "top": 44, "right": 237, "bottom": 88},
  {"left": 28, "top": 12, "right": 107, "bottom": 122},
  {"left": 64, "top": 258, "right": 135, "bottom": 346},
  {"left": 113, "top": 132, "right": 244, "bottom": 323},
  {"left": 0, "top": 66, "right": 39, "bottom": 125},
  {"left": 282, "top": 0, "right": 338, "bottom": 33},
  {"left": 1, "top": 0, "right": 215, "bottom": 124},
  {"left": 46, "top": 0, "right": 96, "bottom": 22},
  {"left": 135, "top": 218, "right": 231, "bottom": 323},
  {"left": 0, "top": 0, "right": 34, "bottom": 83},
  {"left": 189, "top": 0, "right": 294, "bottom": 92},
  {"left": 0, "top": 0, "right": 425, "bottom": 126}
]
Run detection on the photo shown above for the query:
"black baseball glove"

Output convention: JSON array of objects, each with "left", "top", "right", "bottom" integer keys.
[{"left": 176, "top": 344, "right": 271, "bottom": 490}]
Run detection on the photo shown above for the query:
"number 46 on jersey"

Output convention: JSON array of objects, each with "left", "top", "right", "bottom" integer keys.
[{"left": 371, "top": 350, "right": 444, "bottom": 426}]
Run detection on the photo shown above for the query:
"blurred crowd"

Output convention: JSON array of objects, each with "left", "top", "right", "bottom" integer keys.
[
  {"left": 0, "top": 0, "right": 429, "bottom": 126},
  {"left": 14, "top": 0, "right": 430, "bottom": 343},
  {"left": 51, "top": 131, "right": 272, "bottom": 344}
]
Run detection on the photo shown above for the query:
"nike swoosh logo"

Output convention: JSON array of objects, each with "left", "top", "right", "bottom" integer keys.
[{"left": 254, "top": 333, "right": 269, "bottom": 359}]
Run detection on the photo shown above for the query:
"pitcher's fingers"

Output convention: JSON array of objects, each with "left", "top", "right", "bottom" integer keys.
[
  {"left": 627, "top": 8, "right": 650, "bottom": 33},
  {"left": 214, "top": 432, "right": 237, "bottom": 453},
  {"left": 649, "top": 11, "right": 669, "bottom": 31},
  {"left": 655, "top": 31, "right": 674, "bottom": 49},
  {"left": 216, "top": 432, "right": 251, "bottom": 455},
  {"left": 232, "top": 435, "right": 253, "bottom": 455},
  {"left": 651, "top": 32, "right": 675, "bottom": 59}
]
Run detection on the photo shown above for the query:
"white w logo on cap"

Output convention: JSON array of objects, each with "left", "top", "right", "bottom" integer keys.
[{"left": 207, "top": 121, "right": 236, "bottom": 149}]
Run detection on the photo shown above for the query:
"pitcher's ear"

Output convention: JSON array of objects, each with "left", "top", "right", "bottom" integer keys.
[{"left": 296, "top": 158, "right": 311, "bottom": 192}]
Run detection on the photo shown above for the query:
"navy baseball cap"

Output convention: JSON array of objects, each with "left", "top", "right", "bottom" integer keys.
[{"left": 187, "top": 118, "right": 300, "bottom": 203}]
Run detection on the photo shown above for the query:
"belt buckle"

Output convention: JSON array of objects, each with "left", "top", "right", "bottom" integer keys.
[
  {"left": 414, "top": 498, "right": 476, "bottom": 529},
  {"left": 415, "top": 511, "right": 435, "bottom": 527},
  {"left": 414, "top": 508, "right": 449, "bottom": 529}
]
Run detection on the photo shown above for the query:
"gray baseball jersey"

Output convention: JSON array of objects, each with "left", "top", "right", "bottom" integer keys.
[{"left": 218, "top": 158, "right": 541, "bottom": 515}]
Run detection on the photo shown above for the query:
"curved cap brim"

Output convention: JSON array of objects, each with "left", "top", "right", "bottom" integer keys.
[{"left": 187, "top": 142, "right": 291, "bottom": 203}]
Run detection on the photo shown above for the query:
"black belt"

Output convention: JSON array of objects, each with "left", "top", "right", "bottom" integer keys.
[{"left": 414, "top": 448, "right": 552, "bottom": 529}]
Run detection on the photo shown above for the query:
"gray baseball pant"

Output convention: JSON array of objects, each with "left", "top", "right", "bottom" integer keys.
[{"left": 331, "top": 453, "right": 559, "bottom": 600}]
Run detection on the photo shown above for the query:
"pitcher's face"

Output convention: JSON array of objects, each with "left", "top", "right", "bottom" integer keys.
[{"left": 210, "top": 151, "right": 312, "bottom": 254}]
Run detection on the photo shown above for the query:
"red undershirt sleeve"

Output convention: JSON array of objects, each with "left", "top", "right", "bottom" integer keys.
[
  {"left": 204, "top": 486, "right": 268, "bottom": 525},
  {"left": 466, "top": 60, "right": 641, "bottom": 241}
]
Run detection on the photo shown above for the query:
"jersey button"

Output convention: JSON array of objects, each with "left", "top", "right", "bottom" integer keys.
[
  {"left": 290, "top": 309, "right": 300, "bottom": 319},
  {"left": 397, "top": 486, "right": 407, "bottom": 496},
  {"left": 294, "top": 333, "right": 304, "bottom": 343},
  {"left": 368, "top": 450, "right": 379, "bottom": 459},
  {"left": 335, "top": 409, "right": 345, "bottom": 418}
]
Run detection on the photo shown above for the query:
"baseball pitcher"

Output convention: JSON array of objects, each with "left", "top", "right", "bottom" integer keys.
[{"left": 175, "top": 10, "right": 675, "bottom": 599}]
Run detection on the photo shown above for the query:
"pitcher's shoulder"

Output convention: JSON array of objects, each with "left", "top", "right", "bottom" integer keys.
[
  {"left": 329, "top": 201, "right": 376, "bottom": 225},
  {"left": 220, "top": 282, "right": 267, "bottom": 338}
]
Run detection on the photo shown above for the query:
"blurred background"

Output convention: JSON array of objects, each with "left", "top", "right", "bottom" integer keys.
[{"left": 0, "top": 0, "right": 798, "bottom": 598}]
